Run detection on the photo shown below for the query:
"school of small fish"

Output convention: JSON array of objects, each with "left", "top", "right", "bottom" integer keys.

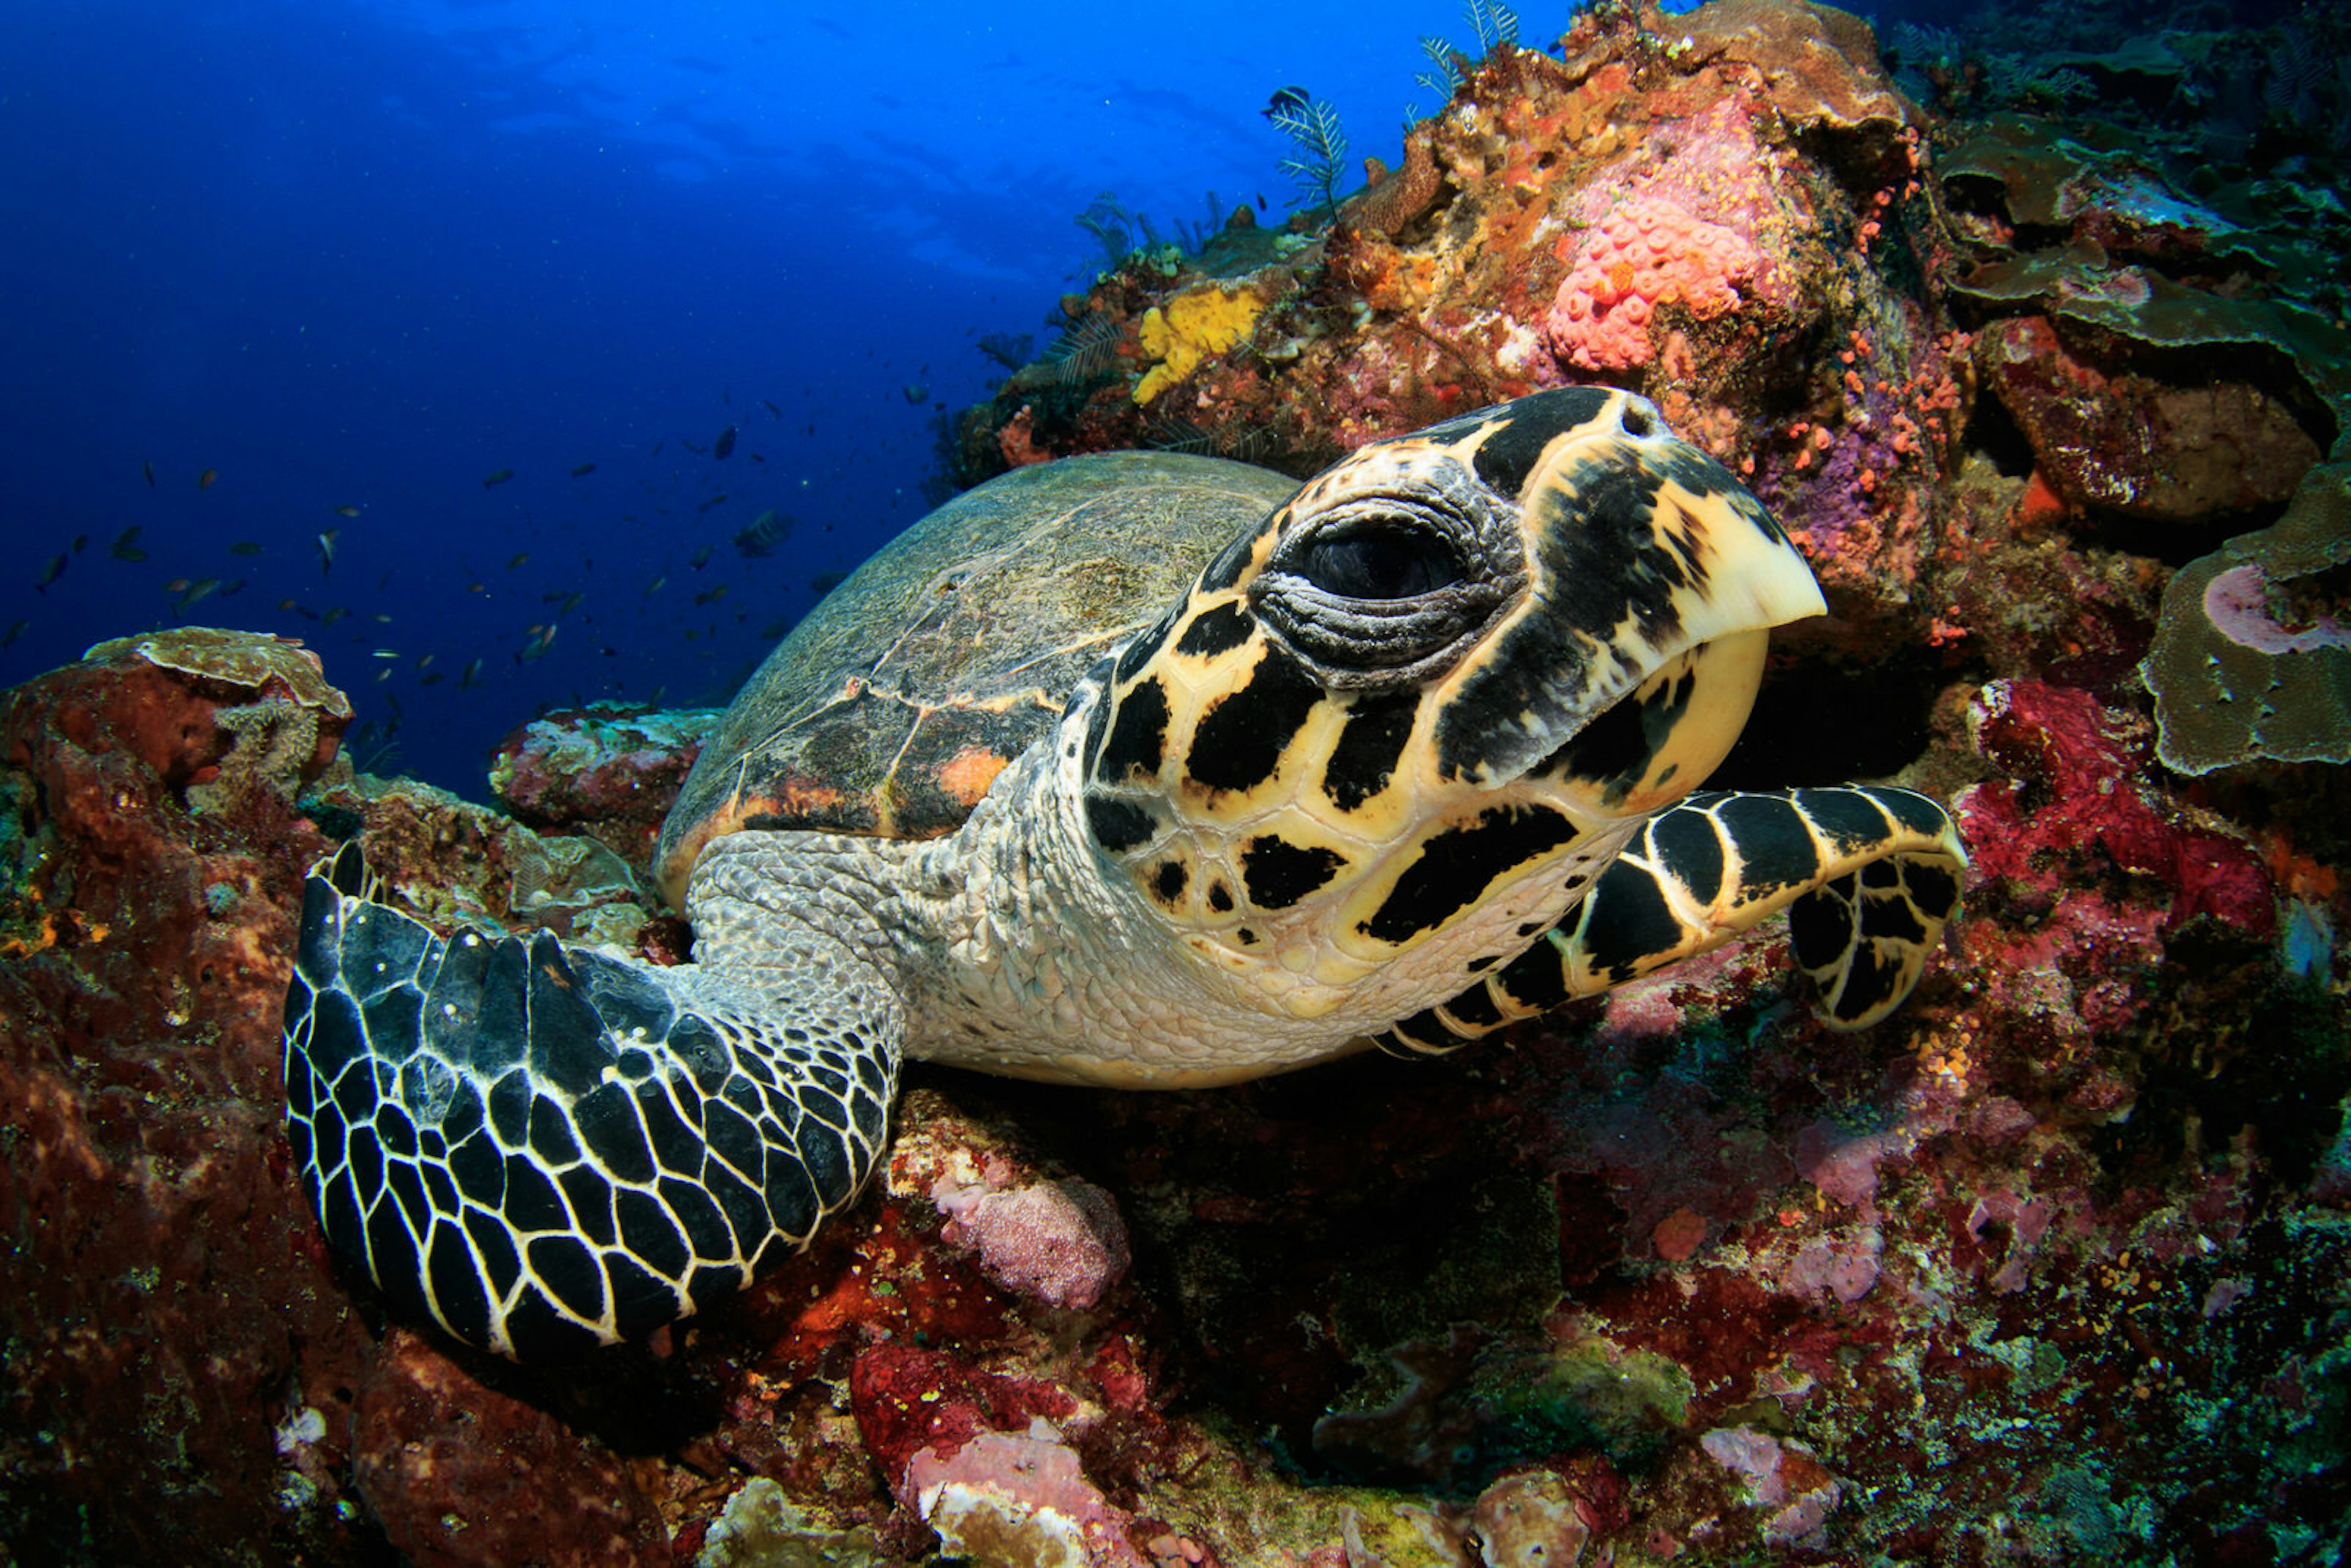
[{"left": 9, "top": 399, "right": 902, "bottom": 756}]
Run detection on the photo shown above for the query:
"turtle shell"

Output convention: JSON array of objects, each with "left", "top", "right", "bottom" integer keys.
[{"left": 654, "top": 451, "right": 1299, "bottom": 905}]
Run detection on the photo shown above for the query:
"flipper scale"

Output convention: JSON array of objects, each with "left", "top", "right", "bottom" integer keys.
[{"left": 280, "top": 848, "right": 901, "bottom": 1358}]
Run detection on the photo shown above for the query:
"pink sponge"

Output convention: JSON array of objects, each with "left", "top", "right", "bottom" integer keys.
[
  {"left": 1545, "top": 194, "right": 1761, "bottom": 370},
  {"left": 932, "top": 1172, "right": 1131, "bottom": 1311}
]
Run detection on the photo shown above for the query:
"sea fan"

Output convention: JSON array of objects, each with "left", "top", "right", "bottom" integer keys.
[
  {"left": 1466, "top": 0, "right": 1520, "bottom": 56},
  {"left": 1046, "top": 313, "right": 1123, "bottom": 386},
  {"left": 1412, "top": 36, "right": 1464, "bottom": 114},
  {"left": 1075, "top": 193, "right": 1146, "bottom": 267},
  {"left": 1265, "top": 90, "right": 1348, "bottom": 215},
  {"left": 1171, "top": 190, "right": 1226, "bottom": 255},
  {"left": 976, "top": 331, "right": 1034, "bottom": 370}
]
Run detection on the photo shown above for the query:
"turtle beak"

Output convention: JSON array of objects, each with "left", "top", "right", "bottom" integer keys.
[{"left": 1430, "top": 396, "right": 1824, "bottom": 793}]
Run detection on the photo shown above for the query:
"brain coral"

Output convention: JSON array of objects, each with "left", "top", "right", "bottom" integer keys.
[{"left": 1544, "top": 195, "right": 1762, "bottom": 371}]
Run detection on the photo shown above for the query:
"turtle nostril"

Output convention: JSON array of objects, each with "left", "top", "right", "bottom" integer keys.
[{"left": 1621, "top": 404, "right": 1654, "bottom": 438}]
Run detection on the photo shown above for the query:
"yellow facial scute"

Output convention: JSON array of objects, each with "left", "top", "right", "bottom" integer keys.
[{"left": 1134, "top": 285, "right": 1266, "bottom": 405}]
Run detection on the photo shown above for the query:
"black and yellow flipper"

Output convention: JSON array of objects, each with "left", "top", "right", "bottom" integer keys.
[{"left": 1376, "top": 786, "right": 1967, "bottom": 1054}]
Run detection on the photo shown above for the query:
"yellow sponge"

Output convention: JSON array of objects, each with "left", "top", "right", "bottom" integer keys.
[{"left": 1133, "top": 285, "right": 1264, "bottom": 405}]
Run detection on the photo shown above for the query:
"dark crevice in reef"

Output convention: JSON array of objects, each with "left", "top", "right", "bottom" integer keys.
[{"left": 1707, "top": 647, "right": 1949, "bottom": 792}]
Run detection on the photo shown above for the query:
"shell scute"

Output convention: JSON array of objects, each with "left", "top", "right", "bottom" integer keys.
[{"left": 654, "top": 452, "right": 1298, "bottom": 902}]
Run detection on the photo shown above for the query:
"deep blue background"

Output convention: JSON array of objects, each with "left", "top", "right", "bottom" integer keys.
[{"left": 4, "top": 0, "right": 1933, "bottom": 796}]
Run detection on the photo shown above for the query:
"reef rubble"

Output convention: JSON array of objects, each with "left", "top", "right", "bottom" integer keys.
[{"left": 4, "top": 1, "right": 2349, "bottom": 1562}]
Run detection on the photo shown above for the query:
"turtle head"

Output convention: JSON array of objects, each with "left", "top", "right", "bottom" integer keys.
[{"left": 1077, "top": 387, "right": 1825, "bottom": 1012}]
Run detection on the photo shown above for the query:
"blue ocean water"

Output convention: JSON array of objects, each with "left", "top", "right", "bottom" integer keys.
[{"left": 0, "top": 0, "right": 2069, "bottom": 794}]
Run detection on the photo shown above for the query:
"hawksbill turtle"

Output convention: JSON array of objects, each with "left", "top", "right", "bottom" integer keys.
[{"left": 282, "top": 388, "right": 1967, "bottom": 1358}]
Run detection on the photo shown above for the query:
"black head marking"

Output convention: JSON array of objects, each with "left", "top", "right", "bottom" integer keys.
[
  {"left": 1095, "top": 677, "right": 1170, "bottom": 783},
  {"left": 1322, "top": 691, "right": 1420, "bottom": 812},
  {"left": 1187, "top": 640, "right": 1323, "bottom": 795},
  {"left": 1116, "top": 607, "right": 1180, "bottom": 684},
  {"left": 1199, "top": 518, "right": 1272, "bottom": 593},
  {"left": 1360, "top": 805, "right": 1578, "bottom": 945},
  {"left": 1176, "top": 599, "right": 1254, "bottom": 658},
  {"left": 1086, "top": 795, "right": 1160, "bottom": 853},
  {"left": 1240, "top": 836, "right": 1347, "bottom": 910},
  {"left": 1150, "top": 859, "right": 1190, "bottom": 905},
  {"left": 1458, "top": 388, "right": 1619, "bottom": 495}
]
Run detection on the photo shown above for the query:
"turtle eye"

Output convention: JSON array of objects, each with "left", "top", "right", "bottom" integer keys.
[{"left": 1297, "top": 523, "right": 1463, "bottom": 600}]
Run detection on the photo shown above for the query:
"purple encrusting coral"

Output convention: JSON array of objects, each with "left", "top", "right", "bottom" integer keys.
[{"left": 3, "top": 0, "right": 2349, "bottom": 1562}]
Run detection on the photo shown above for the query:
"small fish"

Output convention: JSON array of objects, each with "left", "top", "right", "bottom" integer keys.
[
  {"left": 70, "top": 534, "right": 87, "bottom": 554},
  {"left": 230, "top": 540, "right": 263, "bottom": 556},
  {"left": 371, "top": 648, "right": 400, "bottom": 659},
  {"left": 419, "top": 672, "right": 444, "bottom": 686},
  {"left": 689, "top": 544, "right": 713, "bottom": 570},
  {"left": 198, "top": 467, "right": 219, "bottom": 489},
  {"left": 681, "top": 439, "right": 707, "bottom": 455},
  {"left": 748, "top": 452, "right": 766, "bottom": 464},
  {"left": 903, "top": 383, "right": 927, "bottom": 403},
  {"left": 372, "top": 612, "right": 394, "bottom": 623},
  {"left": 335, "top": 505, "right": 361, "bottom": 518},
  {"left": 483, "top": 468, "right": 516, "bottom": 488},
  {"left": 317, "top": 528, "right": 339, "bottom": 577},
  {"left": 571, "top": 462, "right": 596, "bottom": 477},
  {"left": 165, "top": 577, "right": 190, "bottom": 594},
  {"left": 174, "top": 577, "right": 220, "bottom": 612},
  {"left": 506, "top": 552, "right": 530, "bottom": 570},
  {"left": 762, "top": 400, "right": 781, "bottom": 418},
  {"left": 810, "top": 568, "right": 850, "bottom": 597},
  {"left": 34, "top": 554, "right": 67, "bottom": 591},
  {"left": 290, "top": 604, "right": 321, "bottom": 622},
  {"left": 759, "top": 618, "right": 793, "bottom": 639},
  {"left": 459, "top": 658, "right": 485, "bottom": 690},
  {"left": 643, "top": 574, "right": 667, "bottom": 598},
  {"left": 648, "top": 685, "right": 666, "bottom": 707},
  {"left": 277, "top": 597, "right": 299, "bottom": 612},
  {"left": 111, "top": 539, "right": 149, "bottom": 563},
  {"left": 386, "top": 693, "right": 404, "bottom": 720},
  {"left": 556, "top": 590, "right": 584, "bottom": 617},
  {"left": 733, "top": 508, "right": 793, "bottom": 558},
  {"left": 142, "top": 459, "right": 156, "bottom": 488},
  {"left": 713, "top": 425, "right": 738, "bottom": 460},
  {"left": 416, "top": 653, "right": 435, "bottom": 672},
  {"left": 696, "top": 493, "right": 730, "bottom": 514},
  {"left": 373, "top": 668, "right": 393, "bottom": 683},
  {"left": 0, "top": 618, "right": 26, "bottom": 648},
  {"left": 650, "top": 440, "right": 666, "bottom": 457},
  {"left": 1261, "top": 86, "right": 1311, "bottom": 120},
  {"left": 321, "top": 606, "right": 348, "bottom": 626},
  {"left": 220, "top": 579, "right": 247, "bottom": 596},
  {"left": 694, "top": 585, "right": 729, "bottom": 607}
]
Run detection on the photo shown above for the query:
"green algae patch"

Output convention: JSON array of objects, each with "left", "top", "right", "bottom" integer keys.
[{"left": 1479, "top": 1331, "right": 1697, "bottom": 1468}]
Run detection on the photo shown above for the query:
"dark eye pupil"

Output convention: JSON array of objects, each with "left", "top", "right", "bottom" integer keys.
[{"left": 1300, "top": 526, "right": 1458, "bottom": 599}]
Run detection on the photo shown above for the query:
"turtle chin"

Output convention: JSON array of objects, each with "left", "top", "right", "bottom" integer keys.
[{"left": 1529, "top": 627, "right": 1771, "bottom": 819}]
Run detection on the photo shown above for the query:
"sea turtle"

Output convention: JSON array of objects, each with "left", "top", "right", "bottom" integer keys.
[{"left": 282, "top": 388, "right": 1966, "bottom": 1359}]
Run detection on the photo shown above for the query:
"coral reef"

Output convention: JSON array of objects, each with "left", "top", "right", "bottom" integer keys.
[
  {"left": 2140, "top": 463, "right": 2351, "bottom": 773},
  {"left": 5, "top": 1, "right": 2350, "bottom": 1563},
  {"left": 489, "top": 700, "right": 721, "bottom": 874}
]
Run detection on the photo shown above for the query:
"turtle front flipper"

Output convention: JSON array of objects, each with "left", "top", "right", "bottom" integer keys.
[
  {"left": 1378, "top": 786, "right": 1966, "bottom": 1053},
  {"left": 281, "top": 842, "right": 899, "bottom": 1359}
]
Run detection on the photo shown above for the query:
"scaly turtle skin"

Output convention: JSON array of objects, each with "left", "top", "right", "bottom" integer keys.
[{"left": 282, "top": 389, "right": 1967, "bottom": 1358}]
